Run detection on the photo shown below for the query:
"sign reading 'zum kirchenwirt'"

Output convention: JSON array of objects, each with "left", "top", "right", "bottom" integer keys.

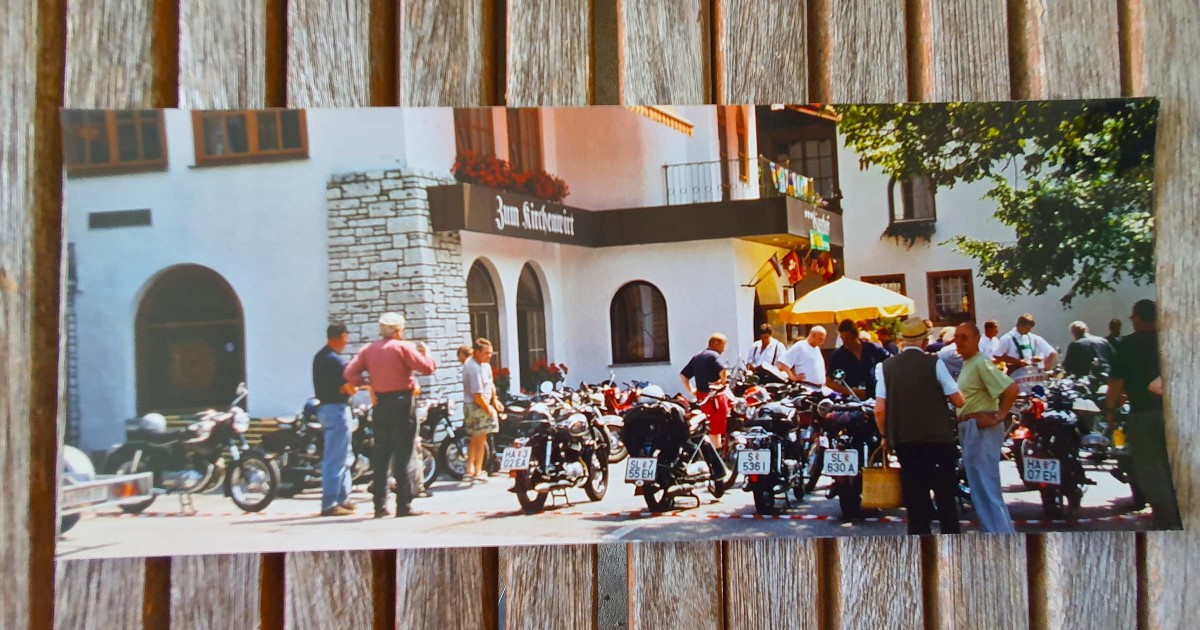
[{"left": 428, "top": 183, "right": 598, "bottom": 246}]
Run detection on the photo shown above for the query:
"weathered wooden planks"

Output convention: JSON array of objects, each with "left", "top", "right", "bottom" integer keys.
[
  {"left": 170, "top": 555, "right": 264, "bottom": 628},
  {"left": 618, "top": 0, "right": 710, "bottom": 105},
  {"left": 713, "top": 0, "right": 808, "bottom": 104},
  {"left": 178, "top": 0, "right": 270, "bottom": 108},
  {"left": 1142, "top": 1, "right": 1200, "bottom": 627},
  {"left": 926, "top": 0, "right": 1011, "bottom": 101},
  {"left": 724, "top": 538, "right": 820, "bottom": 630},
  {"left": 283, "top": 551, "right": 372, "bottom": 629},
  {"left": 395, "top": 547, "right": 498, "bottom": 629},
  {"left": 399, "top": 0, "right": 495, "bottom": 106},
  {"left": 501, "top": 545, "right": 595, "bottom": 629},
  {"left": 831, "top": 537, "right": 923, "bottom": 629},
  {"left": 287, "top": 0, "right": 371, "bottom": 108},
  {"left": 505, "top": 0, "right": 592, "bottom": 106},
  {"left": 628, "top": 542, "right": 721, "bottom": 629},
  {"left": 53, "top": 559, "right": 147, "bottom": 629},
  {"left": 827, "top": 0, "right": 908, "bottom": 104}
]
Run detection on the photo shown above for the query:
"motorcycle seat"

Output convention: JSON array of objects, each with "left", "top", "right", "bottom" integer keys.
[
  {"left": 276, "top": 415, "right": 297, "bottom": 425},
  {"left": 127, "top": 427, "right": 192, "bottom": 444}
]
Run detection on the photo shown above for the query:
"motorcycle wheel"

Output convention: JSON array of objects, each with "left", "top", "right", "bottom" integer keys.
[
  {"left": 584, "top": 453, "right": 609, "bottom": 502},
  {"left": 513, "top": 471, "right": 548, "bottom": 514},
  {"left": 752, "top": 489, "right": 777, "bottom": 515},
  {"left": 709, "top": 471, "right": 727, "bottom": 499},
  {"left": 1040, "top": 487, "right": 1066, "bottom": 520},
  {"left": 607, "top": 428, "right": 628, "bottom": 463},
  {"left": 643, "top": 483, "right": 675, "bottom": 512},
  {"left": 226, "top": 452, "right": 280, "bottom": 513},
  {"left": 197, "top": 459, "right": 225, "bottom": 494},
  {"left": 421, "top": 444, "right": 438, "bottom": 488},
  {"left": 805, "top": 446, "right": 825, "bottom": 493},
  {"left": 837, "top": 478, "right": 863, "bottom": 520},
  {"left": 791, "top": 483, "right": 806, "bottom": 503},
  {"left": 103, "top": 447, "right": 157, "bottom": 514},
  {"left": 439, "top": 435, "right": 470, "bottom": 481},
  {"left": 60, "top": 513, "right": 81, "bottom": 534}
]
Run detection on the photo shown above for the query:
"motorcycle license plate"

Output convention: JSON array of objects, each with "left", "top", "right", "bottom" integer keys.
[
  {"left": 500, "top": 447, "right": 533, "bottom": 472},
  {"left": 737, "top": 450, "right": 771, "bottom": 475},
  {"left": 823, "top": 450, "right": 859, "bottom": 476},
  {"left": 625, "top": 457, "right": 658, "bottom": 482},
  {"left": 1023, "top": 457, "right": 1061, "bottom": 484}
]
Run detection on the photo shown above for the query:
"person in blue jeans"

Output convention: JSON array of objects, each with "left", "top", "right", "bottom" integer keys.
[{"left": 313, "top": 323, "right": 358, "bottom": 517}]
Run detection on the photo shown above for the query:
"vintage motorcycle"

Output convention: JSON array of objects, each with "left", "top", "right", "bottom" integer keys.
[
  {"left": 105, "top": 383, "right": 279, "bottom": 513},
  {"left": 261, "top": 396, "right": 376, "bottom": 498},
  {"left": 813, "top": 393, "right": 880, "bottom": 519},
  {"left": 619, "top": 386, "right": 730, "bottom": 512},
  {"left": 502, "top": 383, "right": 611, "bottom": 513},
  {"left": 734, "top": 397, "right": 810, "bottom": 514},
  {"left": 1016, "top": 382, "right": 1093, "bottom": 519}
]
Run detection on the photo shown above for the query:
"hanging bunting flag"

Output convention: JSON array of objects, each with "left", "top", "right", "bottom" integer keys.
[
  {"left": 782, "top": 250, "right": 804, "bottom": 284},
  {"left": 769, "top": 253, "right": 784, "bottom": 277}
]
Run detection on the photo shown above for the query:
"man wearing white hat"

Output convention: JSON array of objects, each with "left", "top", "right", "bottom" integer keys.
[{"left": 345, "top": 312, "right": 438, "bottom": 518}]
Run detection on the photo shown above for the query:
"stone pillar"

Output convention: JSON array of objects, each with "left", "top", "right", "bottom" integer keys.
[{"left": 326, "top": 169, "right": 472, "bottom": 400}]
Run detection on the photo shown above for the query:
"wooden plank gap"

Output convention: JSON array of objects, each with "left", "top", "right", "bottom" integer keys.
[
  {"left": 260, "top": 553, "right": 285, "bottom": 630},
  {"left": 710, "top": 0, "right": 725, "bottom": 104},
  {"left": 369, "top": 0, "right": 399, "bottom": 106},
  {"left": 591, "top": 0, "right": 620, "bottom": 104},
  {"left": 483, "top": 547, "right": 500, "bottom": 630},
  {"left": 264, "top": 0, "right": 287, "bottom": 107},
  {"left": 491, "top": 0, "right": 506, "bottom": 105},
  {"left": 143, "top": 557, "right": 171, "bottom": 629},
  {"left": 1025, "top": 535, "right": 1046, "bottom": 629},
  {"left": 372, "top": 550, "right": 397, "bottom": 630},
  {"left": 151, "top": 0, "right": 180, "bottom": 107},
  {"left": 808, "top": 0, "right": 832, "bottom": 103},
  {"left": 30, "top": 0, "right": 68, "bottom": 624},
  {"left": 905, "top": 0, "right": 932, "bottom": 101},
  {"left": 1006, "top": 0, "right": 1039, "bottom": 100},
  {"left": 818, "top": 537, "right": 836, "bottom": 628},
  {"left": 1118, "top": 0, "right": 1145, "bottom": 96},
  {"left": 920, "top": 535, "right": 937, "bottom": 630},
  {"left": 1136, "top": 533, "right": 1147, "bottom": 630}
]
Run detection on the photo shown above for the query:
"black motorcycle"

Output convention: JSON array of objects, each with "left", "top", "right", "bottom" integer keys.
[
  {"left": 105, "top": 384, "right": 279, "bottom": 513},
  {"left": 503, "top": 386, "right": 611, "bottom": 513},
  {"left": 261, "top": 395, "right": 376, "bottom": 498},
  {"left": 813, "top": 396, "right": 880, "bottom": 519},
  {"left": 1017, "top": 382, "right": 1093, "bottom": 519},
  {"left": 735, "top": 398, "right": 810, "bottom": 515},
  {"left": 619, "top": 390, "right": 730, "bottom": 512}
]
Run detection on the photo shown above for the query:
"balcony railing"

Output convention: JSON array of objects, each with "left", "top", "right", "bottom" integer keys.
[{"left": 663, "top": 157, "right": 832, "bottom": 209}]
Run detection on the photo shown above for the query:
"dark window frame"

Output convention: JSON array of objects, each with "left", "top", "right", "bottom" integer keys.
[
  {"left": 506, "top": 109, "right": 543, "bottom": 172},
  {"left": 926, "top": 269, "right": 977, "bottom": 327},
  {"left": 609, "top": 281, "right": 671, "bottom": 365},
  {"left": 861, "top": 273, "right": 907, "bottom": 296},
  {"left": 191, "top": 110, "right": 309, "bottom": 166},
  {"left": 455, "top": 108, "right": 496, "bottom": 156},
  {"left": 63, "top": 110, "right": 168, "bottom": 176},
  {"left": 887, "top": 176, "right": 938, "bottom": 225},
  {"left": 467, "top": 260, "right": 503, "bottom": 370}
]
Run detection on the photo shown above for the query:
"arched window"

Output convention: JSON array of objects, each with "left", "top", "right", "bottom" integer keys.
[
  {"left": 610, "top": 282, "right": 669, "bottom": 364},
  {"left": 516, "top": 264, "right": 548, "bottom": 390},
  {"left": 136, "top": 264, "right": 245, "bottom": 413},
  {"left": 467, "top": 260, "right": 502, "bottom": 368},
  {"left": 888, "top": 175, "right": 937, "bottom": 224}
]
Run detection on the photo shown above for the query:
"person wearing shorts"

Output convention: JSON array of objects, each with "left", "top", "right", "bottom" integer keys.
[
  {"left": 462, "top": 338, "right": 502, "bottom": 483},
  {"left": 680, "top": 333, "right": 731, "bottom": 449}
]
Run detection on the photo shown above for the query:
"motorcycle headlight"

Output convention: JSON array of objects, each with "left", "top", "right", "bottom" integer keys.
[
  {"left": 414, "top": 403, "right": 430, "bottom": 424},
  {"left": 232, "top": 409, "right": 251, "bottom": 434},
  {"left": 733, "top": 400, "right": 748, "bottom": 416},
  {"left": 566, "top": 413, "right": 589, "bottom": 437},
  {"left": 816, "top": 399, "right": 834, "bottom": 419}
]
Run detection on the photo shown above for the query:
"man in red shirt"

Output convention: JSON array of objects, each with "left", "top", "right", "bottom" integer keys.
[{"left": 345, "top": 312, "right": 437, "bottom": 517}]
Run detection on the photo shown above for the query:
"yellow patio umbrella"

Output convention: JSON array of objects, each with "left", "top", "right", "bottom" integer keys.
[{"left": 780, "top": 277, "right": 915, "bottom": 324}]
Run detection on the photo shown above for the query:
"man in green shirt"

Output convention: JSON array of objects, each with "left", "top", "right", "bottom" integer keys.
[{"left": 954, "top": 322, "right": 1019, "bottom": 534}]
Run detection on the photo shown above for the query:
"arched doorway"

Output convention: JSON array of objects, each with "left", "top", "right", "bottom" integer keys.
[
  {"left": 467, "top": 260, "right": 502, "bottom": 369},
  {"left": 516, "top": 264, "right": 548, "bottom": 391},
  {"left": 136, "top": 265, "right": 245, "bottom": 413}
]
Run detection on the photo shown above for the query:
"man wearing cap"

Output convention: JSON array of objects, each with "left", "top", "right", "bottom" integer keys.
[
  {"left": 1106, "top": 299, "right": 1181, "bottom": 528},
  {"left": 994, "top": 313, "right": 1058, "bottom": 371},
  {"left": 778, "top": 326, "right": 827, "bottom": 388},
  {"left": 344, "top": 312, "right": 438, "bottom": 518},
  {"left": 874, "top": 317, "right": 965, "bottom": 534},
  {"left": 954, "top": 321, "right": 1019, "bottom": 534},
  {"left": 746, "top": 323, "right": 786, "bottom": 369}
]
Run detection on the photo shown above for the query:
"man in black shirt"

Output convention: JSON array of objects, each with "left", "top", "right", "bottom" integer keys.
[
  {"left": 680, "top": 333, "right": 731, "bottom": 449},
  {"left": 313, "top": 323, "right": 358, "bottom": 517},
  {"left": 1106, "top": 299, "right": 1181, "bottom": 528}
]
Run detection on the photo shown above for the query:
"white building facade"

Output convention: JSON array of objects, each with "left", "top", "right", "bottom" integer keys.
[{"left": 66, "top": 105, "right": 836, "bottom": 452}]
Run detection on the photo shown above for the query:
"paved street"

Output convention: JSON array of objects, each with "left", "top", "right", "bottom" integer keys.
[{"left": 59, "top": 458, "right": 1152, "bottom": 559}]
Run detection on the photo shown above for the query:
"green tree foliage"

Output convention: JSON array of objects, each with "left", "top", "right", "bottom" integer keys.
[{"left": 838, "top": 99, "right": 1158, "bottom": 305}]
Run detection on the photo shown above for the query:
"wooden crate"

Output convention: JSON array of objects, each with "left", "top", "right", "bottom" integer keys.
[{"left": 4, "top": 1, "right": 1196, "bottom": 628}]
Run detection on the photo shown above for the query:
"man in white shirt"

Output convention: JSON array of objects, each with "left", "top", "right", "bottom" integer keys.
[
  {"left": 980, "top": 319, "right": 1000, "bottom": 359},
  {"left": 746, "top": 323, "right": 787, "bottom": 368},
  {"left": 993, "top": 313, "right": 1058, "bottom": 370},
  {"left": 778, "top": 326, "right": 827, "bottom": 387}
]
